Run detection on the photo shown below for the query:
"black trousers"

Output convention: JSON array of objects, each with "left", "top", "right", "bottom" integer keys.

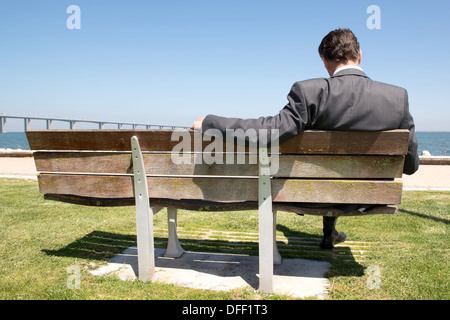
[{"left": 322, "top": 216, "right": 337, "bottom": 236}]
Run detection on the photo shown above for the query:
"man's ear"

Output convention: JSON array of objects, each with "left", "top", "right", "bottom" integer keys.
[{"left": 358, "top": 50, "right": 362, "bottom": 65}]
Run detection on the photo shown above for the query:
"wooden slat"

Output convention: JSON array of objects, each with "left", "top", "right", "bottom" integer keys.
[
  {"left": 271, "top": 179, "right": 402, "bottom": 204},
  {"left": 27, "top": 130, "right": 176, "bottom": 152},
  {"left": 41, "top": 195, "right": 398, "bottom": 217},
  {"left": 44, "top": 194, "right": 135, "bottom": 207},
  {"left": 149, "top": 199, "right": 398, "bottom": 216},
  {"left": 271, "top": 204, "right": 398, "bottom": 217},
  {"left": 276, "top": 155, "right": 404, "bottom": 179},
  {"left": 34, "top": 152, "right": 134, "bottom": 174},
  {"left": 37, "top": 174, "right": 403, "bottom": 204},
  {"left": 34, "top": 152, "right": 405, "bottom": 179},
  {"left": 279, "top": 130, "right": 409, "bottom": 155},
  {"left": 27, "top": 129, "right": 410, "bottom": 155}
]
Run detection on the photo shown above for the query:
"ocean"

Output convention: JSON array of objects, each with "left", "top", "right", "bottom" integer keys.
[{"left": 0, "top": 131, "right": 449, "bottom": 156}]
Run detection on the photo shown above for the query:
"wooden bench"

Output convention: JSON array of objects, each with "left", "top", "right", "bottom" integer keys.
[{"left": 26, "top": 129, "right": 409, "bottom": 293}]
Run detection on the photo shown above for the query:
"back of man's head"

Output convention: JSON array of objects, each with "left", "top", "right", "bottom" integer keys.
[{"left": 318, "top": 29, "right": 360, "bottom": 63}]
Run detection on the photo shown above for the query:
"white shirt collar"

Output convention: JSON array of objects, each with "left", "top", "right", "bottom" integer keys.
[{"left": 333, "top": 65, "right": 363, "bottom": 76}]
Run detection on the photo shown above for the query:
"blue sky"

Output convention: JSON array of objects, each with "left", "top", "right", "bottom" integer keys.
[{"left": 1, "top": 0, "right": 449, "bottom": 131}]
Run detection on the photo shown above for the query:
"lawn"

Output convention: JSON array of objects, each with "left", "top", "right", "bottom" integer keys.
[{"left": 0, "top": 178, "right": 448, "bottom": 300}]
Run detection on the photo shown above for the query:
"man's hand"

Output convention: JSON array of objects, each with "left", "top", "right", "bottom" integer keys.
[{"left": 190, "top": 116, "right": 205, "bottom": 131}]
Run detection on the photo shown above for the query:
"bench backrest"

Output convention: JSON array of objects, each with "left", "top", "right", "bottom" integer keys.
[{"left": 26, "top": 129, "right": 409, "bottom": 206}]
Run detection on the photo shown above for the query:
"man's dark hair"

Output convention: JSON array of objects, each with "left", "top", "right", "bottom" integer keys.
[{"left": 318, "top": 29, "right": 360, "bottom": 63}]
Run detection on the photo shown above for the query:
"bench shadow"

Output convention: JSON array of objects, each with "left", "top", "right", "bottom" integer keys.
[
  {"left": 43, "top": 227, "right": 365, "bottom": 289},
  {"left": 276, "top": 224, "right": 366, "bottom": 278},
  {"left": 42, "top": 231, "right": 137, "bottom": 261},
  {"left": 399, "top": 208, "right": 450, "bottom": 225}
]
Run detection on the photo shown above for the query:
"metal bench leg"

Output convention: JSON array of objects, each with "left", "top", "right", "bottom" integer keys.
[
  {"left": 165, "top": 207, "right": 185, "bottom": 258},
  {"left": 131, "top": 136, "right": 156, "bottom": 283},
  {"left": 273, "top": 210, "right": 282, "bottom": 265},
  {"left": 258, "top": 146, "right": 273, "bottom": 293}
]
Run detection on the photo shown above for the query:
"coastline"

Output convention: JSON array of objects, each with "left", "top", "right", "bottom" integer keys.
[{"left": 1, "top": 149, "right": 449, "bottom": 190}]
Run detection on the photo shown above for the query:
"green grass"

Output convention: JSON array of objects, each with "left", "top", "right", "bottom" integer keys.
[{"left": 0, "top": 178, "right": 448, "bottom": 300}]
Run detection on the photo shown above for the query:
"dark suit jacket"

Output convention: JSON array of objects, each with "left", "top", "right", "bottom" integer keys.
[{"left": 202, "top": 69, "right": 419, "bottom": 175}]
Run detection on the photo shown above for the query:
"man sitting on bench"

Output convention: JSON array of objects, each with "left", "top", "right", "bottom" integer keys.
[{"left": 191, "top": 28, "right": 419, "bottom": 249}]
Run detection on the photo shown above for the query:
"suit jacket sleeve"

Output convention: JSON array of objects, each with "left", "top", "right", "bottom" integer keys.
[
  {"left": 201, "top": 82, "right": 310, "bottom": 144},
  {"left": 400, "top": 90, "right": 419, "bottom": 175}
]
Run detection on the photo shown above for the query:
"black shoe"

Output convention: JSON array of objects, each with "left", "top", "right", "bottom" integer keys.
[{"left": 320, "top": 229, "right": 347, "bottom": 249}]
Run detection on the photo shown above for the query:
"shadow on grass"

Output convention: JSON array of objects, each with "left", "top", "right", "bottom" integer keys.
[
  {"left": 276, "top": 225, "right": 365, "bottom": 278},
  {"left": 399, "top": 208, "right": 450, "bottom": 225},
  {"left": 42, "top": 231, "right": 137, "bottom": 261},
  {"left": 43, "top": 227, "right": 365, "bottom": 278}
]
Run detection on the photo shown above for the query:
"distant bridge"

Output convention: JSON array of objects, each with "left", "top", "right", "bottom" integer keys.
[{"left": 0, "top": 114, "right": 188, "bottom": 133}]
